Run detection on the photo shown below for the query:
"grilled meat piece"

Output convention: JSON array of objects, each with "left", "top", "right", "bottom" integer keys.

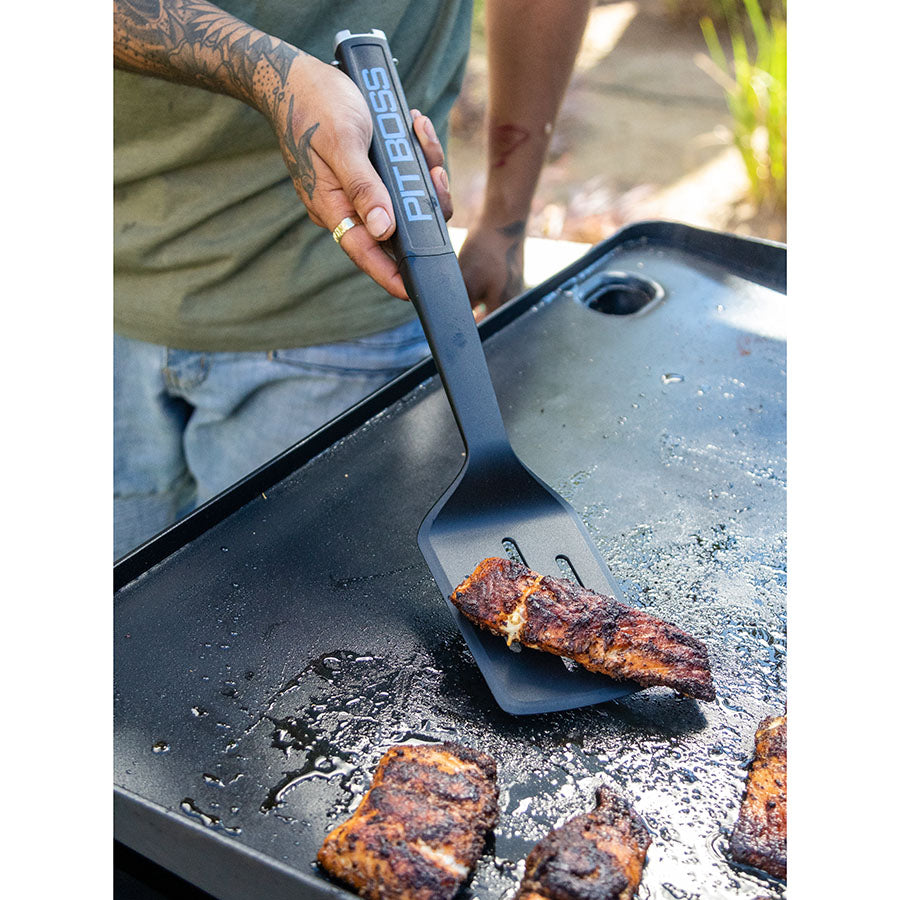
[
  {"left": 729, "top": 713, "right": 787, "bottom": 879},
  {"left": 449, "top": 557, "right": 715, "bottom": 701},
  {"left": 317, "top": 742, "right": 499, "bottom": 900},
  {"left": 516, "top": 785, "right": 651, "bottom": 900}
]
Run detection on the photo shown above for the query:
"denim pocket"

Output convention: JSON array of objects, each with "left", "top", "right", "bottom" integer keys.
[{"left": 163, "top": 349, "right": 210, "bottom": 393}]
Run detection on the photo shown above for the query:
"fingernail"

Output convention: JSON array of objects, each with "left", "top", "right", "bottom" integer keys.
[
  {"left": 366, "top": 207, "right": 391, "bottom": 238},
  {"left": 438, "top": 167, "right": 449, "bottom": 191},
  {"left": 423, "top": 116, "right": 437, "bottom": 143},
  {"left": 473, "top": 302, "right": 489, "bottom": 320}
]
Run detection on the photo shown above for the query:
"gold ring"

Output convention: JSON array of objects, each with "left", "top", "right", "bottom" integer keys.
[{"left": 332, "top": 215, "right": 362, "bottom": 243}]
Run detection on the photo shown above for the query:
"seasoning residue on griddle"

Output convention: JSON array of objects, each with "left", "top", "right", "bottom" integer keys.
[{"left": 599, "top": 519, "right": 786, "bottom": 709}]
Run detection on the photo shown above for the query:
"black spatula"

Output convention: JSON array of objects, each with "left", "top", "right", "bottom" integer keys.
[{"left": 335, "top": 30, "right": 637, "bottom": 714}]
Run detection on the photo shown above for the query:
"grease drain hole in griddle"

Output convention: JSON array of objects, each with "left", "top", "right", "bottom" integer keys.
[{"left": 583, "top": 271, "right": 664, "bottom": 316}]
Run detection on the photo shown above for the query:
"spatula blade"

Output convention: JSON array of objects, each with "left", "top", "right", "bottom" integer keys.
[{"left": 418, "top": 469, "right": 639, "bottom": 715}]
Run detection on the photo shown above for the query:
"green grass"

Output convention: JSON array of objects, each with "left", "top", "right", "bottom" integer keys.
[
  {"left": 664, "top": 0, "right": 780, "bottom": 28},
  {"left": 699, "top": 0, "right": 786, "bottom": 210}
]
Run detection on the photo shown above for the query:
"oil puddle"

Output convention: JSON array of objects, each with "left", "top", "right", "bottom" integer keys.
[
  {"left": 706, "top": 829, "right": 786, "bottom": 895},
  {"left": 179, "top": 798, "right": 242, "bottom": 836},
  {"left": 259, "top": 714, "right": 357, "bottom": 814},
  {"left": 248, "top": 650, "right": 459, "bottom": 822}
]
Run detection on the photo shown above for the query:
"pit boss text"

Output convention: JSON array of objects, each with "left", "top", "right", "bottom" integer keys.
[{"left": 361, "top": 66, "right": 434, "bottom": 224}]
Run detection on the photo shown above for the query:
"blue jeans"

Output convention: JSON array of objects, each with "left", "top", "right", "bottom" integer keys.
[{"left": 114, "top": 318, "right": 429, "bottom": 559}]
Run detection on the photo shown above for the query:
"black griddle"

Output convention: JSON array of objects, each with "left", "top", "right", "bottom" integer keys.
[{"left": 114, "top": 221, "right": 787, "bottom": 899}]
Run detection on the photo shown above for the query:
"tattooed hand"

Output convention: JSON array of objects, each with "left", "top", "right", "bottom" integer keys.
[
  {"left": 113, "top": 0, "right": 452, "bottom": 300},
  {"left": 269, "top": 57, "right": 452, "bottom": 299},
  {"left": 457, "top": 220, "right": 526, "bottom": 321}
]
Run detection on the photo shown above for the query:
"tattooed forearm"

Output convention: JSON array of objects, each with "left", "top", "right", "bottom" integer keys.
[
  {"left": 113, "top": 0, "right": 322, "bottom": 198},
  {"left": 114, "top": 0, "right": 300, "bottom": 118},
  {"left": 496, "top": 220, "right": 525, "bottom": 301},
  {"left": 497, "top": 220, "right": 526, "bottom": 239},
  {"left": 501, "top": 241, "right": 524, "bottom": 300}
]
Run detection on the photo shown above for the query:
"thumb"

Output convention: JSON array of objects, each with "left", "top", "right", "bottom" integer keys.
[{"left": 332, "top": 148, "right": 396, "bottom": 241}]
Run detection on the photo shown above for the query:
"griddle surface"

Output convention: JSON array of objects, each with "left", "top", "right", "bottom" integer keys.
[{"left": 115, "top": 225, "right": 786, "bottom": 899}]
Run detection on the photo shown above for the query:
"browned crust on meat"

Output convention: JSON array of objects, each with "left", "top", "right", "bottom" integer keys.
[
  {"left": 729, "top": 714, "right": 787, "bottom": 879},
  {"left": 450, "top": 557, "right": 715, "bottom": 701},
  {"left": 515, "top": 785, "right": 651, "bottom": 900},
  {"left": 317, "top": 742, "right": 499, "bottom": 900},
  {"left": 451, "top": 558, "right": 543, "bottom": 624}
]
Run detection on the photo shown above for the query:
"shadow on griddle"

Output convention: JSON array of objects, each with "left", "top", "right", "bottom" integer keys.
[
  {"left": 427, "top": 632, "right": 707, "bottom": 738},
  {"left": 605, "top": 690, "right": 708, "bottom": 735}
]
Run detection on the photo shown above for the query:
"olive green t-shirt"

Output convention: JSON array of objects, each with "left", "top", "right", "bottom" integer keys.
[{"left": 114, "top": 1, "right": 472, "bottom": 351}]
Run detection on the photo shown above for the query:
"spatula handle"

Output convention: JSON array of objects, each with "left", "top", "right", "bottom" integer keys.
[{"left": 334, "top": 30, "right": 513, "bottom": 461}]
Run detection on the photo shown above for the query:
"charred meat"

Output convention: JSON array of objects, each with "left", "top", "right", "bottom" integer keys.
[
  {"left": 729, "top": 713, "right": 787, "bottom": 879},
  {"left": 449, "top": 557, "right": 715, "bottom": 701},
  {"left": 516, "top": 785, "right": 651, "bottom": 900},
  {"left": 317, "top": 742, "right": 499, "bottom": 900}
]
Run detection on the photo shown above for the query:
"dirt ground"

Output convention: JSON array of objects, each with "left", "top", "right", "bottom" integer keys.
[{"left": 447, "top": 0, "right": 786, "bottom": 246}]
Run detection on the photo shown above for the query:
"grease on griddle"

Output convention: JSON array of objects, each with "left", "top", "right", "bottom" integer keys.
[
  {"left": 180, "top": 797, "right": 242, "bottom": 836},
  {"left": 185, "top": 634, "right": 782, "bottom": 899},
  {"left": 251, "top": 651, "right": 459, "bottom": 821},
  {"left": 259, "top": 714, "right": 356, "bottom": 814}
]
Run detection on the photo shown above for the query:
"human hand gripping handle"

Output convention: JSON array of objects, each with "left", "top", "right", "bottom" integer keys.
[
  {"left": 335, "top": 30, "right": 511, "bottom": 461},
  {"left": 271, "top": 52, "right": 452, "bottom": 300}
]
